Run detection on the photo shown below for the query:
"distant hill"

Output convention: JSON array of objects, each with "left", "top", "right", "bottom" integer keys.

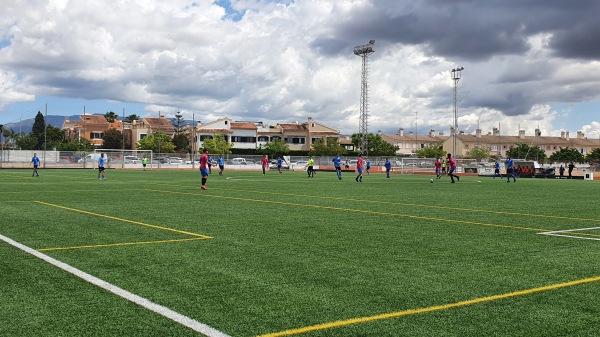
[{"left": 2, "top": 115, "right": 197, "bottom": 134}]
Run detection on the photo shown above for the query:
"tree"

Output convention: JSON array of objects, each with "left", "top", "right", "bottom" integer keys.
[
  {"left": 586, "top": 148, "right": 600, "bottom": 163},
  {"left": 351, "top": 133, "right": 399, "bottom": 156},
  {"left": 31, "top": 111, "right": 46, "bottom": 149},
  {"left": 15, "top": 133, "right": 37, "bottom": 150},
  {"left": 170, "top": 112, "right": 187, "bottom": 134},
  {"left": 125, "top": 114, "right": 140, "bottom": 123},
  {"left": 506, "top": 143, "right": 547, "bottom": 162},
  {"left": 415, "top": 143, "right": 446, "bottom": 159},
  {"left": 310, "top": 138, "right": 347, "bottom": 156},
  {"left": 203, "top": 134, "right": 233, "bottom": 154},
  {"left": 102, "top": 128, "right": 125, "bottom": 149},
  {"left": 172, "top": 133, "right": 190, "bottom": 152},
  {"left": 549, "top": 147, "right": 584, "bottom": 163},
  {"left": 136, "top": 132, "right": 175, "bottom": 153},
  {"left": 56, "top": 138, "right": 94, "bottom": 151},
  {"left": 104, "top": 111, "right": 118, "bottom": 123},
  {"left": 43, "top": 125, "right": 67, "bottom": 150},
  {"left": 466, "top": 145, "right": 491, "bottom": 162},
  {"left": 257, "top": 138, "right": 289, "bottom": 157}
]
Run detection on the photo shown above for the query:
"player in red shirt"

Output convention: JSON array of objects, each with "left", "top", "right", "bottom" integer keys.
[
  {"left": 434, "top": 158, "right": 442, "bottom": 179},
  {"left": 200, "top": 149, "right": 209, "bottom": 190},
  {"left": 260, "top": 155, "right": 269, "bottom": 175},
  {"left": 447, "top": 153, "right": 460, "bottom": 183},
  {"left": 355, "top": 154, "right": 364, "bottom": 183}
]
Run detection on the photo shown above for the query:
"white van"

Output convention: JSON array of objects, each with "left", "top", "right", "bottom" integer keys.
[{"left": 77, "top": 153, "right": 107, "bottom": 163}]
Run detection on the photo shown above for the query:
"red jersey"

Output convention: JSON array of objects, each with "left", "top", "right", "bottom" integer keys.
[
  {"left": 261, "top": 157, "right": 268, "bottom": 166},
  {"left": 200, "top": 153, "right": 209, "bottom": 169},
  {"left": 435, "top": 160, "right": 442, "bottom": 169},
  {"left": 357, "top": 157, "right": 364, "bottom": 169},
  {"left": 448, "top": 157, "right": 457, "bottom": 168}
]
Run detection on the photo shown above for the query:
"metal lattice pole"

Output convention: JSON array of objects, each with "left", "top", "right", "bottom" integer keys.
[
  {"left": 354, "top": 40, "right": 375, "bottom": 155},
  {"left": 451, "top": 66, "right": 464, "bottom": 157}
]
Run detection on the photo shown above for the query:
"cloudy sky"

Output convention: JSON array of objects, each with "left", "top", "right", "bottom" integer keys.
[{"left": 1, "top": 0, "right": 600, "bottom": 139}]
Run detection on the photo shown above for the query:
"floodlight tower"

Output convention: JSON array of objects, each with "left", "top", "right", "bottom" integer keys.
[
  {"left": 354, "top": 40, "right": 375, "bottom": 155},
  {"left": 451, "top": 66, "right": 464, "bottom": 157}
]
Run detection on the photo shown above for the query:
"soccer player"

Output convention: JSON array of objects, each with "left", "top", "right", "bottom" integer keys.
[
  {"left": 493, "top": 160, "right": 502, "bottom": 179},
  {"left": 355, "top": 154, "right": 364, "bottom": 183},
  {"left": 332, "top": 154, "right": 342, "bottom": 180},
  {"left": 442, "top": 160, "right": 447, "bottom": 175},
  {"left": 277, "top": 155, "right": 288, "bottom": 174},
  {"left": 98, "top": 153, "right": 106, "bottom": 180},
  {"left": 447, "top": 153, "right": 460, "bottom": 183},
  {"left": 366, "top": 158, "right": 371, "bottom": 175},
  {"left": 506, "top": 156, "right": 516, "bottom": 183},
  {"left": 568, "top": 162, "right": 575, "bottom": 179},
  {"left": 200, "top": 148, "right": 209, "bottom": 190},
  {"left": 261, "top": 155, "right": 268, "bottom": 175},
  {"left": 218, "top": 155, "right": 224, "bottom": 176},
  {"left": 384, "top": 158, "right": 392, "bottom": 178},
  {"left": 434, "top": 157, "right": 442, "bottom": 179},
  {"left": 142, "top": 156, "right": 148, "bottom": 171},
  {"left": 31, "top": 153, "right": 40, "bottom": 177},
  {"left": 307, "top": 156, "right": 314, "bottom": 177},
  {"left": 207, "top": 155, "right": 214, "bottom": 174}
]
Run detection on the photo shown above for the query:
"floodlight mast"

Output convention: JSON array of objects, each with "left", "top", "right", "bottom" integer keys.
[
  {"left": 354, "top": 40, "right": 375, "bottom": 155},
  {"left": 451, "top": 66, "right": 464, "bottom": 158}
]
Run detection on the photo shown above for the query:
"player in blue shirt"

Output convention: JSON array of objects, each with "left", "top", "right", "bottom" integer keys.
[
  {"left": 366, "top": 159, "right": 371, "bottom": 175},
  {"left": 98, "top": 153, "right": 106, "bottom": 180},
  {"left": 332, "top": 154, "right": 342, "bottom": 180},
  {"left": 506, "top": 156, "right": 516, "bottom": 183},
  {"left": 207, "top": 156, "right": 214, "bottom": 174},
  {"left": 217, "top": 155, "right": 224, "bottom": 176},
  {"left": 277, "top": 155, "right": 288, "bottom": 174},
  {"left": 31, "top": 153, "right": 40, "bottom": 177},
  {"left": 384, "top": 158, "right": 392, "bottom": 178},
  {"left": 494, "top": 160, "right": 502, "bottom": 179}
]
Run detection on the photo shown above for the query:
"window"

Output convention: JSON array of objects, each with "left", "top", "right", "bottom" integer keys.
[
  {"left": 258, "top": 136, "right": 269, "bottom": 142},
  {"left": 225, "top": 121, "right": 228, "bottom": 125},
  {"left": 140, "top": 133, "right": 147, "bottom": 139},
  {"left": 90, "top": 132, "right": 104, "bottom": 139},
  {"left": 231, "top": 136, "right": 256, "bottom": 143},
  {"left": 397, "top": 143, "right": 402, "bottom": 149},
  {"left": 287, "top": 137, "right": 306, "bottom": 144},
  {"left": 311, "top": 137, "right": 322, "bottom": 144},
  {"left": 490, "top": 145, "right": 497, "bottom": 151},
  {"left": 199, "top": 135, "right": 213, "bottom": 141}
]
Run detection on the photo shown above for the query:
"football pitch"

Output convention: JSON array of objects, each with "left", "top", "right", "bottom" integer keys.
[{"left": 1, "top": 168, "right": 600, "bottom": 336}]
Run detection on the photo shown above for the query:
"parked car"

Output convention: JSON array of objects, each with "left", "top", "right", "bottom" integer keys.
[
  {"left": 230, "top": 158, "right": 248, "bottom": 165},
  {"left": 168, "top": 157, "right": 184, "bottom": 164},
  {"left": 269, "top": 160, "right": 289, "bottom": 169},
  {"left": 124, "top": 156, "right": 141, "bottom": 164}
]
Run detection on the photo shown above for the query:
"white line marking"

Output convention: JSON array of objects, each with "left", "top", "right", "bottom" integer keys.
[
  {"left": 0, "top": 233, "right": 231, "bottom": 337},
  {"left": 538, "top": 226, "right": 600, "bottom": 241}
]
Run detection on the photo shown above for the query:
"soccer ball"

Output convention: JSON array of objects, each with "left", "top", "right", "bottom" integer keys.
[{"left": 430, "top": 179, "right": 433, "bottom": 183}]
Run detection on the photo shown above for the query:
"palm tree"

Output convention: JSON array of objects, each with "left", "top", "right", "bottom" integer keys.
[
  {"left": 104, "top": 111, "right": 118, "bottom": 123},
  {"left": 125, "top": 114, "right": 140, "bottom": 123}
]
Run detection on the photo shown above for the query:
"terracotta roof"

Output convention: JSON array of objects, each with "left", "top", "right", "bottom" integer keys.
[
  {"left": 382, "top": 134, "right": 448, "bottom": 143},
  {"left": 279, "top": 124, "right": 306, "bottom": 130},
  {"left": 80, "top": 115, "right": 109, "bottom": 125},
  {"left": 196, "top": 128, "right": 233, "bottom": 134},
  {"left": 231, "top": 122, "right": 257, "bottom": 130},
  {"left": 144, "top": 117, "right": 174, "bottom": 129}
]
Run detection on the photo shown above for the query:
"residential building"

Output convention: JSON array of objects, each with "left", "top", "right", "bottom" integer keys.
[
  {"left": 62, "top": 115, "right": 122, "bottom": 148},
  {"left": 380, "top": 128, "right": 448, "bottom": 156}
]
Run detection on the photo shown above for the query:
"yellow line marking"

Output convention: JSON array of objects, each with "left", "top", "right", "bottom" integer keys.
[
  {"left": 145, "top": 189, "right": 550, "bottom": 232},
  {"left": 37, "top": 237, "right": 208, "bottom": 251},
  {"left": 257, "top": 274, "right": 600, "bottom": 337},
  {"left": 212, "top": 187, "right": 600, "bottom": 224},
  {"left": 34, "top": 201, "right": 212, "bottom": 239}
]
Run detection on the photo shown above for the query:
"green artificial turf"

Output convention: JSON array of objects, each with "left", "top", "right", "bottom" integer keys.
[{"left": 1, "top": 168, "right": 599, "bottom": 336}]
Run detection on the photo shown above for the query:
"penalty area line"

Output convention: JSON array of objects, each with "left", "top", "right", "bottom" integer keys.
[{"left": 0, "top": 233, "right": 231, "bottom": 337}]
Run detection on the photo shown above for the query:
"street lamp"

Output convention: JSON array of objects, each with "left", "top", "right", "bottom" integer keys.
[
  {"left": 451, "top": 66, "right": 464, "bottom": 157},
  {"left": 414, "top": 111, "right": 418, "bottom": 154}
]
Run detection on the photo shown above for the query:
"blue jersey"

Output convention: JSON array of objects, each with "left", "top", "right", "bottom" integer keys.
[
  {"left": 495, "top": 162, "right": 500, "bottom": 170},
  {"left": 385, "top": 161, "right": 391, "bottom": 170},
  {"left": 332, "top": 156, "right": 341, "bottom": 168},
  {"left": 98, "top": 157, "right": 105, "bottom": 167},
  {"left": 277, "top": 157, "right": 283, "bottom": 165},
  {"left": 208, "top": 157, "right": 213, "bottom": 165},
  {"left": 218, "top": 157, "right": 224, "bottom": 166},
  {"left": 506, "top": 159, "right": 514, "bottom": 169},
  {"left": 31, "top": 156, "right": 40, "bottom": 166},
  {"left": 366, "top": 160, "right": 371, "bottom": 168}
]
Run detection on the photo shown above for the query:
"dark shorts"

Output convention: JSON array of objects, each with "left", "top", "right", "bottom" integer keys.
[
  {"left": 277, "top": 165, "right": 282, "bottom": 169},
  {"left": 495, "top": 169, "right": 500, "bottom": 174},
  {"left": 33, "top": 165, "right": 39, "bottom": 169},
  {"left": 98, "top": 166, "right": 105, "bottom": 172},
  {"left": 449, "top": 167, "right": 456, "bottom": 174},
  {"left": 507, "top": 168, "right": 513, "bottom": 174},
  {"left": 219, "top": 165, "right": 224, "bottom": 170}
]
